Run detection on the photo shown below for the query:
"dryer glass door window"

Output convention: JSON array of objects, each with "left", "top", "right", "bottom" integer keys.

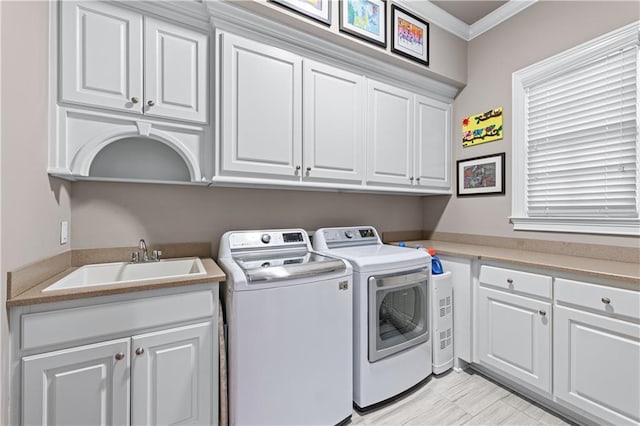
[{"left": 368, "top": 269, "right": 429, "bottom": 362}]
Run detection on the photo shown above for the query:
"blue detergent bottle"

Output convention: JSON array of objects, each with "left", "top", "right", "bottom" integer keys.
[{"left": 427, "top": 248, "right": 443, "bottom": 275}]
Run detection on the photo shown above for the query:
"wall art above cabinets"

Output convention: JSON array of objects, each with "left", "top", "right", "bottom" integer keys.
[{"left": 51, "top": 1, "right": 212, "bottom": 184}]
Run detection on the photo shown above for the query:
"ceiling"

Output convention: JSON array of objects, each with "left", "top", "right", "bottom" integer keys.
[{"left": 430, "top": 1, "right": 509, "bottom": 25}]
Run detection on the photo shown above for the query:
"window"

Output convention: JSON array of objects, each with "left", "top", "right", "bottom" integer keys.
[{"left": 512, "top": 22, "right": 639, "bottom": 236}]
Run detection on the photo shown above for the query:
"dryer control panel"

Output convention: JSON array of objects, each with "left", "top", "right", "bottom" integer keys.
[{"left": 313, "top": 226, "right": 381, "bottom": 249}]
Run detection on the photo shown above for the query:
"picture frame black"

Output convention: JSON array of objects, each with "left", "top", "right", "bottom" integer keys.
[
  {"left": 390, "top": 4, "right": 429, "bottom": 66},
  {"left": 456, "top": 153, "right": 506, "bottom": 197},
  {"left": 269, "top": 0, "right": 332, "bottom": 26},
  {"left": 339, "top": 0, "right": 387, "bottom": 48}
]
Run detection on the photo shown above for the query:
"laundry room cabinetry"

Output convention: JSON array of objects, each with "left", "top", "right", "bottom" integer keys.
[
  {"left": 476, "top": 265, "right": 552, "bottom": 395},
  {"left": 366, "top": 80, "right": 451, "bottom": 190},
  {"left": 60, "top": 1, "right": 208, "bottom": 123},
  {"left": 554, "top": 278, "right": 640, "bottom": 425},
  {"left": 219, "top": 32, "right": 364, "bottom": 184},
  {"left": 13, "top": 285, "right": 218, "bottom": 426},
  {"left": 50, "top": 1, "right": 212, "bottom": 184}
]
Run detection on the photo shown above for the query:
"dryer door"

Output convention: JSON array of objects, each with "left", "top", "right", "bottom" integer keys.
[{"left": 368, "top": 269, "right": 429, "bottom": 362}]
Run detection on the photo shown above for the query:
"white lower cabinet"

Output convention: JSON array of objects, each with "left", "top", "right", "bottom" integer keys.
[
  {"left": 23, "top": 339, "right": 131, "bottom": 426},
  {"left": 477, "top": 286, "right": 552, "bottom": 394},
  {"left": 554, "top": 279, "right": 640, "bottom": 425},
  {"left": 476, "top": 265, "right": 553, "bottom": 395},
  {"left": 13, "top": 285, "right": 218, "bottom": 426}
]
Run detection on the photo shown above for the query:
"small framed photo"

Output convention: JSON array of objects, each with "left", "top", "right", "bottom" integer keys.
[
  {"left": 457, "top": 153, "right": 505, "bottom": 197},
  {"left": 270, "top": 0, "right": 332, "bottom": 26},
  {"left": 391, "top": 4, "right": 429, "bottom": 66},
  {"left": 339, "top": 0, "right": 387, "bottom": 48}
]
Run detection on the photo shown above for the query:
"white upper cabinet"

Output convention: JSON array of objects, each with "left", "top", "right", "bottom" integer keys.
[
  {"left": 60, "top": 1, "right": 143, "bottom": 113},
  {"left": 303, "top": 60, "right": 364, "bottom": 183},
  {"left": 366, "top": 79, "right": 414, "bottom": 186},
  {"left": 220, "top": 32, "right": 302, "bottom": 178},
  {"left": 60, "top": 1, "right": 208, "bottom": 123},
  {"left": 414, "top": 95, "right": 451, "bottom": 189},
  {"left": 366, "top": 80, "right": 452, "bottom": 189},
  {"left": 144, "top": 18, "right": 208, "bottom": 123}
]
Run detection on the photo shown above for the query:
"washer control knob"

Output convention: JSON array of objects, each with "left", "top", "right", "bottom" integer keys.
[
  {"left": 261, "top": 233, "right": 271, "bottom": 244},
  {"left": 345, "top": 230, "right": 354, "bottom": 239}
]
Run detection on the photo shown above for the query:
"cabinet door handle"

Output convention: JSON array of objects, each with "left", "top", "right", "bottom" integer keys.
[
  {"left": 410, "top": 176, "right": 414, "bottom": 182},
  {"left": 131, "top": 97, "right": 139, "bottom": 104},
  {"left": 115, "top": 352, "right": 125, "bottom": 361},
  {"left": 601, "top": 297, "right": 611, "bottom": 305},
  {"left": 416, "top": 177, "right": 420, "bottom": 183},
  {"left": 147, "top": 100, "right": 155, "bottom": 107},
  {"left": 306, "top": 167, "right": 311, "bottom": 172},
  {"left": 135, "top": 347, "right": 145, "bottom": 356},
  {"left": 295, "top": 165, "right": 301, "bottom": 171},
  {"left": 539, "top": 310, "right": 546, "bottom": 316},
  {"left": 506, "top": 278, "right": 514, "bottom": 284}
]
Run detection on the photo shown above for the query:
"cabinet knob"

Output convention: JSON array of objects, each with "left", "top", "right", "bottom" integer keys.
[
  {"left": 295, "top": 165, "right": 301, "bottom": 171},
  {"left": 131, "top": 97, "right": 139, "bottom": 104},
  {"left": 601, "top": 297, "right": 611, "bottom": 305},
  {"left": 507, "top": 278, "right": 514, "bottom": 284},
  {"left": 114, "top": 352, "right": 125, "bottom": 361},
  {"left": 135, "top": 347, "right": 145, "bottom": 356},
  {"left": 306, "top": 167, "right": 311, "bottom": 172},
  {"left": 410, "top": 176, "right": 414, "bottom": 182},
  {"left": 539, "top": 310, "right": 546, "bottom": 316},
  {"left": 147, "top": 100, "right": 155, "bottom": 107},
  {"left": 416, "top": 177, "right": 420, "bottom": 183}
]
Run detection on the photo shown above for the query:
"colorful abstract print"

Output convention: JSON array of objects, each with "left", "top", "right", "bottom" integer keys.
[
  {"left": 347, "top": 0, "right": 381, "bottom": 36},
  {"left": 397, "top": 17, "right": 424, "bottom": 54}
]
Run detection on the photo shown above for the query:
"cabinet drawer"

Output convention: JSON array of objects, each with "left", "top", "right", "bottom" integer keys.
[
  {"left": 479, "top": 265, "right": 552, "bottom": 299},
  {"left": 21, "top": 289, "right": 215, "bottom": 351},
  {"left": 555, "top": 278, "right": 640, "bottom": 321}
]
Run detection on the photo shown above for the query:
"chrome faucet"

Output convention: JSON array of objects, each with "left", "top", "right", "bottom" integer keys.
[
  {"left": 131, "top": 239, "right": 162, "bottom": 263},
  {"left": 139, "top": 239, "right": 149, "bottom": 262}
]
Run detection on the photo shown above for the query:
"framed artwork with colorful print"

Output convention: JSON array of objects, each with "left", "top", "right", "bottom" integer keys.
[
  {"left": 339, "top": 0, "right": 387, "bottom": 48},
  {"left": 391, "top": 5, "right": 429, "bottom": 66}
]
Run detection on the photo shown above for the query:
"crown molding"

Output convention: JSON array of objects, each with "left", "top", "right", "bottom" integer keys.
[
  {"left": 469, "top": 0, "right": 538, "bottom": 40},
  {"left": 396, "top": 0, "right": 537, "bottom": 41}
]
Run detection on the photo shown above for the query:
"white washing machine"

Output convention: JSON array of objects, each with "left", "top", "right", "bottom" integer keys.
[
  {"left": 313, "top": 226, "right": 432, "bottom": 410},
  {"left": 218, "top": 229, "right": 353, "bottom": 425}
]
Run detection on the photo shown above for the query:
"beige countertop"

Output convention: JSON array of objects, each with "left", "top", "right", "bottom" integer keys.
[
  {"left": 7, "top": 257, "right": 225, "bottom": 308},
  {"left": 6, "top": 243, "right": 227, "bottom": 308},
  {"left": 403, "top": 239, "right": 640, "bottom": 289}
]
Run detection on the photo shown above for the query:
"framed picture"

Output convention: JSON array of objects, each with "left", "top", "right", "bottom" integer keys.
[
  {"left": 270, "top": 0, "right": 332, "bottom": 26},
  {"left": 391, "top": 5, "right": 429, "bottom": 66},
  {"left": 457, "top": 153, "right": 505, "bottom": 197},
  {"left": 339, "top": 0, "right": 387, "bottom": 48}
]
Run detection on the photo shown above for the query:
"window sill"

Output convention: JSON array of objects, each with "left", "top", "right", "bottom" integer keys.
[{"left": 510, "top": 217, "right": 640, "bottom": 237}]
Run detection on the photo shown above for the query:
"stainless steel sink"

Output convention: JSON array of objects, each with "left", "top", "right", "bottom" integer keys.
[{"left": 43, "top": 257, "right": 206, "bottom": 292}]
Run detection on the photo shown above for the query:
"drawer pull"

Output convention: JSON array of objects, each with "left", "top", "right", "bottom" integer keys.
[
  {"left": 114, "top": 352, "right": 125, "bottom": 361},
  {"left": 135, "top": 347, "right": 145, "bottom": 356},
  {"left": 539, "top": 310, "right": 546, "bottom": 316},
  {"left": 601, "top": 297, "right": 611, "bottom": 305},
  {"left": 506, "top": 278, "right": 514, "bottom": 284}
]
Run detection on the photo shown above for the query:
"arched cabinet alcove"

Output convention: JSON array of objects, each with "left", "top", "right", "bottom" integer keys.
[{"left": 49, "top": 108, "right": 211, "bottom": 184}]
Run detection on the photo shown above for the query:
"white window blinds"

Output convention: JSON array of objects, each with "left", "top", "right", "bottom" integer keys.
[{"left": 525, "top": 43, "right": 639, "bottom": 218}]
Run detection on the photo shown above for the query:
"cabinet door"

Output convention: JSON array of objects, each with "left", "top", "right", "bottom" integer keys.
[
  {"left": 221, "top": 33, "right": 302, "bottom": 178},
  {"left": 477, "top": 286, "right": 551, "bottom": 393},
  {"left": 144, "top": 18, "right": 208, "bottom": 123},
  {"left": 131, "top": 322, "right": 213, "bottom": 426},
  {"left": 366, "top": 80, "right": 414, "bottom": 186},
  {"left": 555, "top": 306, "right": 640, "bottom": 425},
  {"left": 60, "top": 1, "right": 143, "bottom": 113},
  {"left": 22, "top": 339, "right": 130, "bottom": 426},
  {"left": 414, "top": 95, "right": 451, "bottom": 189},
  {"left": 303, "top": 60, "right": 364, "bottom": 183}
]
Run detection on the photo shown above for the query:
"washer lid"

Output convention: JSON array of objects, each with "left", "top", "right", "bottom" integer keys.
[{"left": 232, "top": 250, "right": 346, "bottom": 283}]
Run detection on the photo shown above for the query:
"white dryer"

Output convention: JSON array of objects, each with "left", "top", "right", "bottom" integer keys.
[
  {"left": 218, "top": 229, "right": 353, "bottom": 425},
  {"left": 313, "top": 226, "right": 432, "bottom": 410}
]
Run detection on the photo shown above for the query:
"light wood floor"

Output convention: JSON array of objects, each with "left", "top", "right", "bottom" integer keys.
[{"left": 351, "top": 369, "right": 573, "bottom": 426}]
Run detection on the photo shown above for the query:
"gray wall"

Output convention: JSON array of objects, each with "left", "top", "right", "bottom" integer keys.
[
  {"left": 425, "top": 1, "right": 639, "bottom": 248},
  {"left": 71, "top": 182, "right": 424, "bottom": 255},
  {"left": 1, "top": 2, "right": 72, "bottom": 424}
]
